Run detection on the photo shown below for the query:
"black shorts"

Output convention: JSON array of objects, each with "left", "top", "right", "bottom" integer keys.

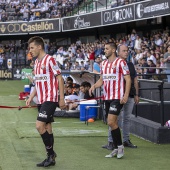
[
  {"left": 37, "top": 101, "right": 58, "bottom": 123},
  {"left": 105, "top": 99, "right": 123, "bottom": 117}
]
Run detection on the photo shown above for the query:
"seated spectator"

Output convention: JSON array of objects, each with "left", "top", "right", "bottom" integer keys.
[
  {"left": 80, "top": 81, "right": 94, "bottom": 100},
  {"left": 84, "top": 60, "right": 90, "bottom": 70},
  {"left": 1, "top": 11, "right": 7, "bottom": 22},
  {"left": 65, "top": 85, "right": 74, "bottom": 96},
  {"left": 65, "top": 76, "right": 73, "bottom": 87},
  {"left": 70, "top": 61, "right": 81, "bottom": 70},
  {"left": 154, "top": 33, "right": 163, "bottom": 46},
  {"left": 76, "top": 49, "right": 84, "bottom": 60},
  {"left": 80, "top": 61, "right": 85, "bottom": 71},
  {"left": 34, "top": 10, "right": 41, "bottom": 20},
  {"left": 117, "top": 0, "right": 125, "bottom": 6},
  {"left": 0, "top": 54, "right": 3, "bottom": 68},
  {"left": 110, "top": 0, "right": 118, "bottom": 8},
  {"left": 93, "top": 56, "right": 101, "bottom": 74},
  {"left": 65, "top": 84, "right": 84, "bottom": 110},
  {"left": 147, "top": 51, "right": 157, "bottom": 65},
  {"left": 146, "top": 60, "right": 156, "bottom": 79}
]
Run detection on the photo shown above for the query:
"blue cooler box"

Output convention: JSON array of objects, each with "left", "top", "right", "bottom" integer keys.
[
  {"left": 24, "top": 85, "right": 31, "bottom": 92},
  {"left": 80, "top": 100, "right": 97, "bottom": 121}
]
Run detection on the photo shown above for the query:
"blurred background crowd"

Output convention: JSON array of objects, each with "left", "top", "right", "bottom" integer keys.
[
  {"left": 0, "top": 0, "right": 144, "bottom": 22},
  {"left": 1, "top": 26, "right": 169, "bottom": 81}
]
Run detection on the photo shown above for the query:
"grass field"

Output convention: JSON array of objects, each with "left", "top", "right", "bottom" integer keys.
[{"left": 0, "top": 80, "right": 170, "bottom": 170}]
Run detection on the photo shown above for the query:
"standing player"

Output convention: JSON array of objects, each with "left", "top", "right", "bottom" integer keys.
[
  {"left": 102, "top": 45, "right": 139, "bottom": 152},
  {"left": 26, "top": 36, "right": 65, "bottom": 167},
  {"left": 89, "top": 42, "right": 131, "bottom": 158}
]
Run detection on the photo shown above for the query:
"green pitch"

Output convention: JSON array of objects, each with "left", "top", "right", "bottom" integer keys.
[{"left": 0, "top": 80, "right": 169, "bottom": 170}]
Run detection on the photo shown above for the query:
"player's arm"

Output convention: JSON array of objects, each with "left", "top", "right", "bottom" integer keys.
[
  {"left": 26, "top": 87, "right": 37, "bottom": 106},
  {"left": 134, "top": 76, "right": 139, "bottom": 104},
  {"left": 57, "top": 74, "right": 64, "bottom": 100},
  {"left": 50, "top": 57, "right": 65, "bottom": 109},
  {"left": 56, "top": 74, "right": 65, "bottom": 109},
  {"left": 120, "top": 74, "right": 131, "bottom": 104},
  {"left": 89, "top": 75, "right": 103, "bottom": 96}
]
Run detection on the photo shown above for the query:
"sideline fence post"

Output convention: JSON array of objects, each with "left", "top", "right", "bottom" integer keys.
[{"left": 159, "top": 81, "right": 165, "bottom": 126}]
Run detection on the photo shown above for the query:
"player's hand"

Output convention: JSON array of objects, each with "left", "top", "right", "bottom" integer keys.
[
  {"left": 120, "top": 95, "right": 128, "bottom": 104},
  {"left": 26, "top": 98, "right": 32, "bottom": 107},
  {"left": 59, "top": 99, "right": 66, "bottom": 110},
  {"left": 89, "top": 85, "right": 95, "bottom": 97},
  {"left": 134, "top": 95, "right": 139, "bottom": 104}
]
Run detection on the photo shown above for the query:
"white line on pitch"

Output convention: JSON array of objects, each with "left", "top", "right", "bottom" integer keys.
[{"left": 72, "top": 122, "right": 85, "bottom": 124}]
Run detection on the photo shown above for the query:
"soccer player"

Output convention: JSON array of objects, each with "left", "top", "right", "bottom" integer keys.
[
  {"left": 89, "top": 42, "right": 131, "bottom": 159},
  {"left": 26, "top": 36, "right": 65, "bottom": 167},
  {"left": 102, "top": 45, "right": 139, "bottom": 151}
]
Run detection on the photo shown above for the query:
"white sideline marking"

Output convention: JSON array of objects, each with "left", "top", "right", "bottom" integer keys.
[
  {"left": 72, "top": 122, "right": 85, "bottom": 124},
  {"left": 7, "top": 122, "right": 61, "bottom": 124},
  {"left": 56, "top": 129, "right": 105, "bottom": 135}
]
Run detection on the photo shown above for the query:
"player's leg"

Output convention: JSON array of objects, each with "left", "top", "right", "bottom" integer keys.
[
  {"left": 105, "top": 100, "right": 124, "bottom": 159},
  {"left": 36, "top": 101, "right": 57, "bottom": 167}
]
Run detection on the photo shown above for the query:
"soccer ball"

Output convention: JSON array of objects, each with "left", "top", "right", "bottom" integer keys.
[{"left": 165, "top": 120, "right": 170, "bottom": 127}]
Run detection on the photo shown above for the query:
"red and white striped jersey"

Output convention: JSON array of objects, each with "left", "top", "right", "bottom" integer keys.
[
  {"left": 100, "top": 58, "right": 129, "bottom": 100},
  {"left": 34, "top": 54, "right": 61, "bottom": 104}
]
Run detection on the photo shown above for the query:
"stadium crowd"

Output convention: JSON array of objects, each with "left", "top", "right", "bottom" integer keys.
[
  {"left": 1, "top": 26, "right": 170, "bottom": 81},
  {"left": 47, "top": 27, "right": 170, "bottom": 81},
  {"left": 0, "top": 0, "right": 145, "bottom": 22}
]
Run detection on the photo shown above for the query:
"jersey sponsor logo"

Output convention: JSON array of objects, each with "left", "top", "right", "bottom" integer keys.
[
  {"left": 112, "top": 64, "right": 116, "bottom": 69},
  {"left": 53, "top": 65, "right": 59, "bottom": 70},
  {"left": 109, "top": 105, "right": 117, "bottom": 112},
  {"left": 35, "top": 76, "right": 47, "bottom": 80},
  {"left": 103, "top": 75, "right": 117, "bottom": 80},
  {"left": 123, "top": 65, "right": 129, "bottom": 71},
  {"left": 41, "top": 64, "right": 45, "bottom": 70},
  {"left": 38, "top": 111, "right": 47, "bottom": 118}
]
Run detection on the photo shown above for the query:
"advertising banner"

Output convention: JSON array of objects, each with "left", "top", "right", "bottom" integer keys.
[
  {"left": 0, "top": 69, "right": 13, "bottom": 79},
  {"left": 135, "top": 0, "right": 170, "bottom": 20},
  {"left": 102, "top": 4, "right": 134, "bottom": 26},
  {"left": 13, "top": 68, "right": 22, "bottom": 80},
  {"left": 0, "top": 19, "right": 60, "bottom": 35},
  {"left": 21, "top": 68, "right": 32, "bottom": 82},
  {"left": 62, "top": 12, "right": 102, "bottom": 32}
]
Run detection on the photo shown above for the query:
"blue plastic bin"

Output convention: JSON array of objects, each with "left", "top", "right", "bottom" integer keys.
[
  {"left": 24, "top": 85, "right": 30, "bottom": 92},
  {"left": 80, "top": 100, "right": 97, "bottom": 121}
]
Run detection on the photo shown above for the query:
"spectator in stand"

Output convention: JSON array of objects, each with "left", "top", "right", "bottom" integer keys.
[
  {"left": 84, "top": 60, "right": 90, "bottom": 70},
  {"left": 57, "top": 46, "right": 64, "bottom": 55},
  {"left": 34, "top": 10, "right": 41, "bottom": 20},
  {"left": 134, "top": 35, "right": 142, "bottom": 50},
  {"left": 74, "top": 61, "right": 81, "bottom": 70},
  {"left": 65, "top": 76, "right": 73, "bottom": 86},
  {"left": 130, "top": 29, "right": 137, "bottom": 48},
  {"left": 88, "top": 46, "right": 95, "bottom": 72},
  {"left": 154, "top": 33, "right": 163, "bottom": 46},
  {"left": 44, "top": 41, "right": 49, "bottom": 54},
  {"left": 146, "top": 51, "right": 157, "bottom": 65},
  {"left": 65, "top": 85, "right": 74, "bottom": 96},
  {"left": 110, "top": 0, "right": 117, "bottom": 8},
  {"left": 69, "top": 52, "right": 76, "bottom": 65},
  {"left": 146, "top": 60, "right": 156, "bottom": 79},
  {"left": 117, "top": 0, "right": 125, "bottom": 6},
  {"left": 95, "top": 44, "right": 102, "bottom": 57},
  {"left": 1, "top": 11, "right": 7, "bottom": 22},
  {"left": 80, "top": 61, "right": 85, "bottom": 71},
  {"left": 76, "top": 49, "right": 84, "bottom": 60},
  {"left": 70, "top": 61, "right": 80, "bottom": 70},
  {"left": 0, "top": 54, "right": 3, "bottom": 68},
  {"left": 93, "top": 56, "right": 101, "bottom": 74},
  {"left": 80, "top": 81, "right": 94, "bottom": 100},
  {"left": 163, "top": 45, "right": 170, "bottom": 82},
  {"left": 134, "top": 49, "right": 143, "bottom": 64}
]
